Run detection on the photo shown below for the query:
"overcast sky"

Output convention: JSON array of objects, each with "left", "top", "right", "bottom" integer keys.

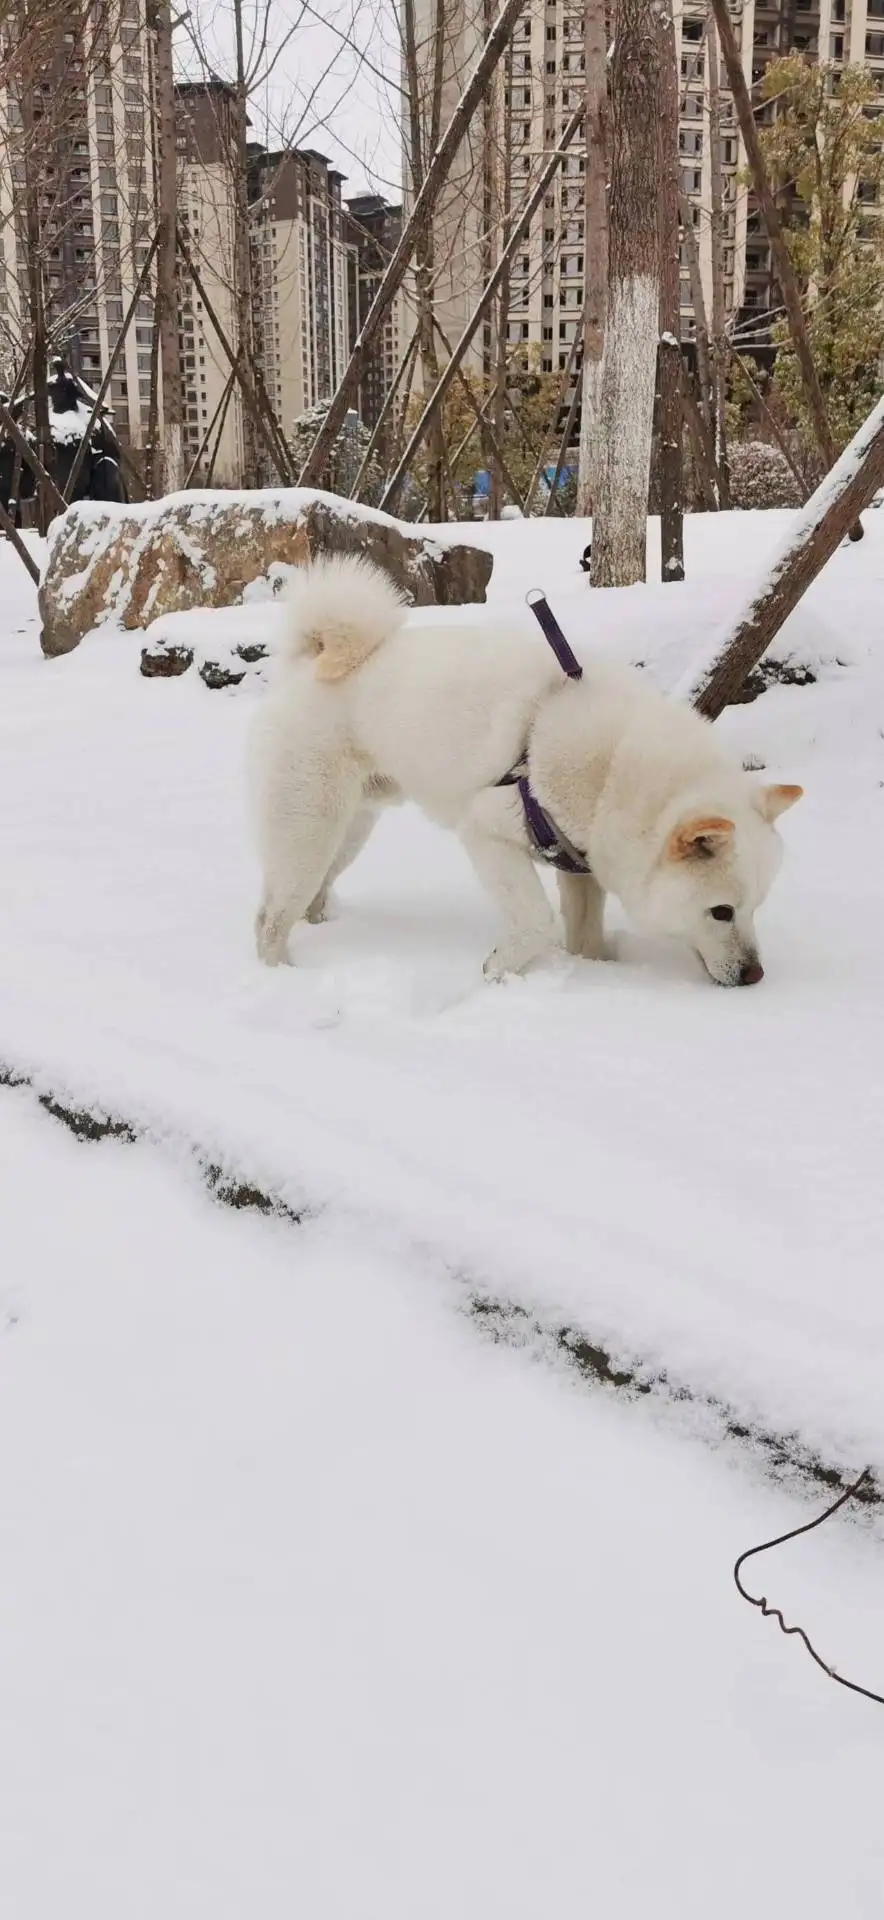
[{"left": 180, "top": 0, "right": 404, "bottom": 201}]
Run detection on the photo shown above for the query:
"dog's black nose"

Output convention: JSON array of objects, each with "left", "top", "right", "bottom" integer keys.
[{"left": 739, "top": 961, "right": 764, "bottom": 986}]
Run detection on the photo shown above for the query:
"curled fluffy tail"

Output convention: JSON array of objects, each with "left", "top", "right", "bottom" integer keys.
[{"left": 284, "top": 553, "right": 408, "bottom": 682}]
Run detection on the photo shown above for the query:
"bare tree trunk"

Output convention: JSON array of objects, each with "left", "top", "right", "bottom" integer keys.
[
  {"left": 233, "top": 0, "right": 258, "bottom": 486},
  {"left": 590, "top": 0, "right": 661, "bottom": 587},
  {"left": 678, "top": 394, "right": 884, "bottom": 717},
  {"left": 680, "top": 361, "right": 720, "bottom": 509},
  {"left": 490, "top": 43, "right": 513, "bottom": 518},
  {"left": 154, "top": 0, "right": 184, "bottom": 493},
  {"left": 146, "top": 275, "right": 163, "bottom": 498},
  {"left": 20, "top": 79, "right": 53, "bottom": 533},
  {"left": 707, "top": 17, "right": 730, "bottom": 508},
  {"left": 678, "top": 192, "right": 713, "bottom": 430},
  {"left": 577, "top": 0, "right": 608, "bottom": 516},
  {"left": 657, "top": 0, "right": 684, "bottom": 582},
  {"left": 380, "top": 106, "right": 583, "bottom": 513},
  {"left": 404, "top": 0, "right": 446, "bottom": 519},
  {"left": 299, "top": 0, "right": 529, "bottom": 490}
]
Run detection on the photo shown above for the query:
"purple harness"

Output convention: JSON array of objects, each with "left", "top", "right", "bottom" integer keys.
[{"left": 497, "top": 590, "right": 591, "bottom": 877}]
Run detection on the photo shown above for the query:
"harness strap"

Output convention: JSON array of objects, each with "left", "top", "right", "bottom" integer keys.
[
  {"left": 496, "top": 590, "right": 591, "bottom": 875},
  {"left": 498, "top": 763, "right": 590, "bottom": 875}
]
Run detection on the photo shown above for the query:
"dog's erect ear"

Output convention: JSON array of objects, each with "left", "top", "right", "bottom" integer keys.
[
  {"left": 666, "top": 816, "right": 735, "bottom": 862},
  {"left": 756, "top": 782, "right": 803, "bottom": 823}
]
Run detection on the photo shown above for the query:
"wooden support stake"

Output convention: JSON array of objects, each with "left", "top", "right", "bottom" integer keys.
[
  {"left": 349, "top": 330, "right": 421, "bottom": 502},
  {"left": 678, "top": 392, "right": 884, "bottom": 718},
  {"left": 299, "top": 0, "right": 532, "bottom": 490},
  {"left": 0, "top": 498, "right": 40, "bottom": 583},
  {"left": 0, "top": 403, "right": 65, "bottom": 516},
  {"left": 177, "top": 227, "right": 295, "bottom": 485},
  {"left": 708, "top": 0, "right": 838, "bottom": 477},
  {"left": 184, "top": 359, "right": 239, "bottom": 487},
  {"left": 64, "top": 231, "right": 160, "bottom": 504},
  {"left": 380, "top": 106, "right": 583, "bottom": 513}
]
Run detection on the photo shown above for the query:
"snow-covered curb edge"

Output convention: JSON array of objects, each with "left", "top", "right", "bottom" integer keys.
[{"left": 3, "top": 1059, "right": 878, "bottom": 1515}]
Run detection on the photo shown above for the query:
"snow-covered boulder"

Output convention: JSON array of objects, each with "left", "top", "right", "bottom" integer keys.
[{"left": 39, "top": 487, "right": 494, "bottom": 658}]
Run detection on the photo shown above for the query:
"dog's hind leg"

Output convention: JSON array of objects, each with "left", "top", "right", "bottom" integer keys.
[
  {"left": 305, "top": 806, "right": 380, "bottom": 923},
  {"left": 255, "top": 759, "right": 364, "bottom": 966},
  {"left": 558, "top": 872, "right": 606, "bottom": 960},
  {"left": 458, "top": 791, "right": 558, "bottom": 980}
]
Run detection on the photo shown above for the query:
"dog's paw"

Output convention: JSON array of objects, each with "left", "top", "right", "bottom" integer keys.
[
  {"left": 483, "top": 947, "right": 514, "bottom": 982},
  {"left": 483, "top": 937, "right": 553, "bottom": 982}
]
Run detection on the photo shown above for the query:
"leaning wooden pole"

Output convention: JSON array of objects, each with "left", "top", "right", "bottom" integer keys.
[
  {"left": 525, "top": 323, "right": 583, "bottom": 515},
  {"left": 0, "top": 402, "right": 65, "bottom": 515},
  {"left": 298, "top": 0, "right": 529, "bottom": 490},
  {"left": 0, "top": 498, "right": 40, "bottom": 583},
  {"left": 543, "top": 359, "right": 583, "bottom": 517},
  {"left": 708, "top": 0, "right": 840, "bottom": 482},
  {"left": 380, "top": 107, "right": 583, "bottom": 512},
  {"left": 350, "top": 331, "right": 420, "bottom": 502},
  {"left": 177, "top": 228, "right": 295, "bottom": 484},
  {"left": 64, "top": 231, "right": 161, "bottom": 504},
  {"left": 677, "top": 392, "right": 884, "bottom": 719}
]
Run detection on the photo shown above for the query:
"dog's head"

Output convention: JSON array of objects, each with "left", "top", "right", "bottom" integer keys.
[{"left": 642, "top": 782, "right": 803, "bottom": 985}]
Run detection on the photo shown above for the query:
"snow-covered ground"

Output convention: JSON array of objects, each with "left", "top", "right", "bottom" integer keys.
[{"left": 1, "top": 508, "right": 883, "bottom": 1915}]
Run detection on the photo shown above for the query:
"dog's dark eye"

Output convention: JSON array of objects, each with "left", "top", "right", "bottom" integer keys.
[{"left": 709, "top": 904, "right": 734, "bottom": 923}]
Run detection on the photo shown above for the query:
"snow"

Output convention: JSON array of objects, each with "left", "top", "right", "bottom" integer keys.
[
  {"left": 47, "top": 399, "right": 94, "bottom": 446},
  {"left": 45, "top": 482, "right": 473, "bottom": 554},
  {"left": 2, "top": 1088, "right": 884, "bottom": 1918},
  {"left": 1, "top": 508, "right": 884, "bottom": 1914},
  {"left": 677, "top": 392, "right": 884, "bottom": 702}
]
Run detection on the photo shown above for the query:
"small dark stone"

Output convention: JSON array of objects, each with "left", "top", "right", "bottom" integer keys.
[
  {"left": 140, "top": 644, "right": 194, "bottom": 678},
  {"left": 235, "top": 642, "right": 269, "bottom": 664},
  {"left": 199, "top": 659, "right": 247, "bottom": 690},
  {"left": 731, "top": 659, "right": 818, "bottom": 705}
]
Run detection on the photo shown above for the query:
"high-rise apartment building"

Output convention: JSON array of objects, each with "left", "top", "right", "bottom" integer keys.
[
  {"left": 344, "top": 193, "right": 404, "bottom": 431},
  {"left": 408, "top": 0, "right": 884, "bottom": 391},
  {"left": 174, "top": 79, "right": 244, "bottom": 484},
  {"left": 0, "top": 0, "right": 158, "bottom": 446},
  {"left": 249, "top": 145, "right": 351, "bottom": 434}
]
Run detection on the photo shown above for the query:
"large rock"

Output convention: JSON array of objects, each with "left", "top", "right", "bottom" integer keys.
[{"left": 39, "top": 487, "right": 494, "bottom": 658}]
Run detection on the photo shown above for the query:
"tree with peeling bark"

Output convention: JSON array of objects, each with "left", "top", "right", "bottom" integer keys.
[
  {"left": 656, "top": 0, "right": 684, "bottom": 583},
  {"left": 590, "top": 0, "right": 661, "bottom": 588},
  {"left": 576, "top": 0, "right": 608, "bottom": 517},
  {"left": 706, "top": 16, "right": 730, "bottom": 509}
]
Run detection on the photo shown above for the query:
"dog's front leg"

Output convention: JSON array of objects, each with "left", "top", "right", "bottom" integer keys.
[
  {"left": 558, "top": 872, "right": 607, "bottom": 960},
  {"left": 459, "top": 794, "right": 558, "bottom": 980}
]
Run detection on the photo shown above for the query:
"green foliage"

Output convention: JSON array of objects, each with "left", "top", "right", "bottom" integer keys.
[
  {"left": 754, "top": 57, "right": 884, "bottom": 456},
  {"left": 404, "top": 347, "right": 570, "bottom": 514}
]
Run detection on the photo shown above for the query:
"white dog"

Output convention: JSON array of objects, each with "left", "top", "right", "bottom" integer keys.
[{"left": 248, "top": 554, "right": 802, "bottom": 985}]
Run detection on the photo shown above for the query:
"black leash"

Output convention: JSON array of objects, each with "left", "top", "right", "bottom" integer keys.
[{"left": 734, "top": 1468, "right": 884, "bottom": 1707}]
